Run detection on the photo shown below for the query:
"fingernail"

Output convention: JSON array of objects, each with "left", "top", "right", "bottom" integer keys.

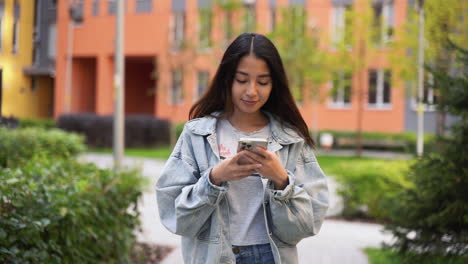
[{"left": 256, "top": 164, "right": 262, "bottom": 168}]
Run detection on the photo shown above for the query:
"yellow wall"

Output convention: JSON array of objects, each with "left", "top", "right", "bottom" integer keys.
[{"left": 0, "top": 0, "right": 53, "bottom": 118}]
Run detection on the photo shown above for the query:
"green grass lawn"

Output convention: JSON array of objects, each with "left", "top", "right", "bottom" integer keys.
[
  {"left": 88, "top": 147, "right": 173, "bottom": 160},
  {"left": 365, "top": 248, "right": 468, "bottom": 264},
  {"left": 87, "top": 147, "right": 406, "bottom": 175}
]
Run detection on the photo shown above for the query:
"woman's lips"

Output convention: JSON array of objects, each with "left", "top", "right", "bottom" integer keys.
[{"left": 242, "top": 99, "right": 258, "bottom": 105}]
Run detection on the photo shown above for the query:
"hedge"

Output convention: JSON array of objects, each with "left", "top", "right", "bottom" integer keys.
[
  {"left": 330, "top": 159, "right": 413, "bottom": 221},
  {"left": 318, "top": 130, "right": 436, "bottom": 153},
  {"left": 19, "top": 118, "right": 56, "bottom": 129},
  {"left": 58, "top": 114, "right": 171, "bottom": 148},
  {"left": 0, "top": 127, "right": 145, "bottom": 263},
  {"left": 0, "top": 158, "right": 144, "bottom": 263},
  {"left": 0, "top": 127, "right": 85, "bottom": 168}
]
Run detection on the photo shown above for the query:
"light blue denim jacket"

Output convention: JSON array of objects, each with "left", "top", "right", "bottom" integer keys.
[{"left": 156, "top": 112, "right": 329, "bottom": 264}]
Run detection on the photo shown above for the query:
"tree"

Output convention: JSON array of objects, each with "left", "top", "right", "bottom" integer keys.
[
  {"left": 390, "top": 0, "right": 468, "bottom": 137},
  {"left": 267, "top": 5, "right": 333, "bottom": 143},
  {"left": 384, "top": 42, "right": 468, "bottom": 258},
  {"left": 331, "top": 0, "right": 385, "bottom": 156}
]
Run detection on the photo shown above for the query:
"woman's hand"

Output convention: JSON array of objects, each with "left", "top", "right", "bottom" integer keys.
[
  {"left": 209, "top": 151, "right": 262, "bottom": 186},
  {"left": 242, "top": 147, "right": 289, "bottom": 190}
]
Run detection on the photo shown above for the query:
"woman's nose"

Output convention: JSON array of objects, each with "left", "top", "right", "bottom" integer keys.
[{"left": 246, "top": 82, "right": 258, "bottom": 96}]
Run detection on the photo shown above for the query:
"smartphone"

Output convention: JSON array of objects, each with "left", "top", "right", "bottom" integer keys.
[
  {"left": 237, "top": 137, "right": 268, "bottom": 153},
  {"left": 237, "top": 137, "right": 268, "bottom": 174}
]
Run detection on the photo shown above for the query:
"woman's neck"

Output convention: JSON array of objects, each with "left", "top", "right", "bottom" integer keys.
[{"left": 228, "top": 111, "right": 269, "bottom": 133}]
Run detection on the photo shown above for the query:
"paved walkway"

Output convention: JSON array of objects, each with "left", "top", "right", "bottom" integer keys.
[{"left": 80, "top": 153, "right": 394, "bottom": 264}]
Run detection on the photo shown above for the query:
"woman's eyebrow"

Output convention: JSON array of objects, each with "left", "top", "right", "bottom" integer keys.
[{"left": 236, "top": 71, "right": 271, "bottom": 78}]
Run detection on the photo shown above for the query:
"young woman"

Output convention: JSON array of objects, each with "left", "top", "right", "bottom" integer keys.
[{"left": 156, "top": 33, "right": 329, "bottom": 264}]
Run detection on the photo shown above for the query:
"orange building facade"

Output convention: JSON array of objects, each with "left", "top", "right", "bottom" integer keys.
[{"left": 55, "top": 0, "right": 410, "bottom": 133}]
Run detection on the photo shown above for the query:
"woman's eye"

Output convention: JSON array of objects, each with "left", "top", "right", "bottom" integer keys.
[
  {"left": 258, "top": 81, "right": 270, "bottom": 86},
  {"left": 236, "top": 79, "right": 248, "bottom": 84}
]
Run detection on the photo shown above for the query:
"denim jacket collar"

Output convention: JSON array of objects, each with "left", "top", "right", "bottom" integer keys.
[{"left": 185, "top": 111, "right": 303, "bottom": 145}]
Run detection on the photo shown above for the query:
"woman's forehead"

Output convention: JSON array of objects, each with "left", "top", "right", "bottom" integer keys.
[{"left": 236, "top": 55, "right": 270, "bottom": 76}]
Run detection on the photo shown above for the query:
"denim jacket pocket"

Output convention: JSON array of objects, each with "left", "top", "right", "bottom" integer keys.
[{"left": 196, "top": 216, "right": 220, "bottom": 243}]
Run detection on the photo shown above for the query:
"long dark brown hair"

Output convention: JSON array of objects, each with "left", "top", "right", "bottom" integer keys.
[{"left": 189, "top": 33, "right": 314, "bottom": 147}]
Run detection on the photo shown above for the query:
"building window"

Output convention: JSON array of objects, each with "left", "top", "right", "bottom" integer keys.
[
  {"left": 49, "top": 0, "right": 57, "bottom": 9},
  {"left": 0, "top": 1, "right": 4, "bottom": 52},
  {"left": 198, "top": 8, "right": 212, "bottom": 50},
  {"left": 70, "top": 0, "right": 84, "bottom": 23},
  {"left": 171, "top": 12, "right": 185, "bottom": 51},
  {"left": 331, "top": 4, "right": 352, "bottom": 48},
  {"left": 290, "top": 5, "right": 305, "bottom": 38},
  {"left": 411, "top": 73, "right": 438, "bottom": 111},
  {"left": 48, "top": 23, "right": 56, "bottom": 59},
  {"left": 196, "top": 71, "right": 209, "bottom": 100},
  {"left": 92, "top": 0, "right": 99, "bottom": 16},
  {"left": 31, "top": 77, "right": 37, "bottom": 93},
  {"left": 270, "top": 8, "right": 276, "bottom": 32},
  {"left": 171, "top": 69, "right": 183, "bottom": 104},
  {"left": 136, "top": 0, "right": 152, "bottom": 13},
  {"left": 224, "top": 10, "right": 233, "bottom": 46},
  {"left": 368, "top": 69, "right": 392, "bottom": 108},
  {"left": 12, "top": 1, "right": 20, "bottom": 54},
  {"left": 372, "top": 0, "right": 394, "bottom": 45},
  {"left": 108, "top": 0, "right": 116, "bottom": 14},
  {"left": 329, "top": 71, "right": 352, "bottom": 108},
  {"left": 243, "top": 2, "right": 255, "bottom": 33}
]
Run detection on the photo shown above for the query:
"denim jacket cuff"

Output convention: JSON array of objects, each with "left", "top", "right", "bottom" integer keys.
[
  {"left": 268, "top": 170, "right": 295, "bottom": 201},
  {"left": 202, "top": 168, "right": 228, "bottom": 205}
]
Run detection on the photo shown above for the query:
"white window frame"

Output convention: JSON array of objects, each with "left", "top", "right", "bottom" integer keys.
[
  {"left": 270, "top": 8, "right": 276, "bottom": 32},
  {"left": 170, "top": 69, "right": 184, "bottom": 105},
  {"left": 367, "top": 69, "right": 392, "bottom": 110},
  {"left": 328, "top": 71, "right": 352, "bottom": 109},
  {"left": 373, "top": 0, "right": 394, "bottom": 46},
  {"left": 171, "top": 12, "right": 185, "bottom": 51},
  {"left": 331, "top": 4, "right": 352, "bottom": 49},
  {"left": 331, "top": 5, "right": 345, "bottom": 46},
  {"left": 410, "top": 74, "right": 437, "bottom": 112},
  {"left": 194, "top": 71, "right": 209, "bottom": 101},
  {"left": 198, "top": 8, "right": 212, "bottom": 51}
]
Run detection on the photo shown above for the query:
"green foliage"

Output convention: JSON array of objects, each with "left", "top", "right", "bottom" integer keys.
[
  {"left": 0, "top": 158, "right": 145, "bottom": 264},
  {"left": 268, "top": 6, "right": 332, "bottom": 102},
  {"left": 365, "top": 248, "right": 468, "bottom": 264},
  {"left": 384, "top": 43, "right": 468, "bottom": 257},
  {"left": 390, "top": 0, "right": 468, "bottom": 83},
  {"left": 19, "top": 118, "right": 56, "bottom": 129},
  {"left": 176, "top": 122, "right": 185, "bottom": 139},
  {"left": 318, "top": 130, "right": 435, "bottom": 153},
  {"left": 0, "top": 127, "right": 86, "bottom": 168},
  {"left": 330, "top": 159, "right": 412, "bottom": 220}
]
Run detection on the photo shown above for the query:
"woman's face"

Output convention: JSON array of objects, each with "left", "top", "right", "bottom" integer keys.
[{"left": 231, "top": 54, "right": 272, "bottom": 116}]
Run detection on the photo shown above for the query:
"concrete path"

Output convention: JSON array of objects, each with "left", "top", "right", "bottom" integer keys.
[{"left": 80, "top": 153, "right": 394, "bottom": 264}]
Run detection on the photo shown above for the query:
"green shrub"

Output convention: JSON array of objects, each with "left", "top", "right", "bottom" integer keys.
[
  {"left": 318, "top": 130, "right": 435, "bottom": 153},
  {"left": 176, "top": 122, "right": 185, "bottom": 139},
  {"left": 57, "top": 114, "right": 171, "bottom": 148},
  {"left": 384, "top": 43, "right": 468, "bottom": 257},
  {"left": 19, "top": 118, "right": 56, "bottom": 129},
  {"left": 365, "top": 248, "right": 468, "bottom": 264},
  {"left": 0, "top": 157, "right": 145, "bottom": 264},
  {"left": 0, "top": 127, "right": 86, "bottom": 168},
  {"left": 332, "top": 159, "right": 412, "bottom": 220}
]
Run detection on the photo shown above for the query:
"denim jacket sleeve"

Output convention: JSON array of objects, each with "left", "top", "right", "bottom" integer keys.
[
  {"left": 266, "top": 143, "right": 329, "bottom": 245},
  {"left": 155, "top": 127, "right": 227, "bottom": 237}
]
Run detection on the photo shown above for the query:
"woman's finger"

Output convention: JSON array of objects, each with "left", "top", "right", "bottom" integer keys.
[
  {"left": 243, "top": 150, "right": 264, "bottom": 163},
  {"left": 242, "top": 153, "right": 260, "bottom": 164},
  {"left": 253, "top": 147, "right": 271, "bottom": 159}
]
